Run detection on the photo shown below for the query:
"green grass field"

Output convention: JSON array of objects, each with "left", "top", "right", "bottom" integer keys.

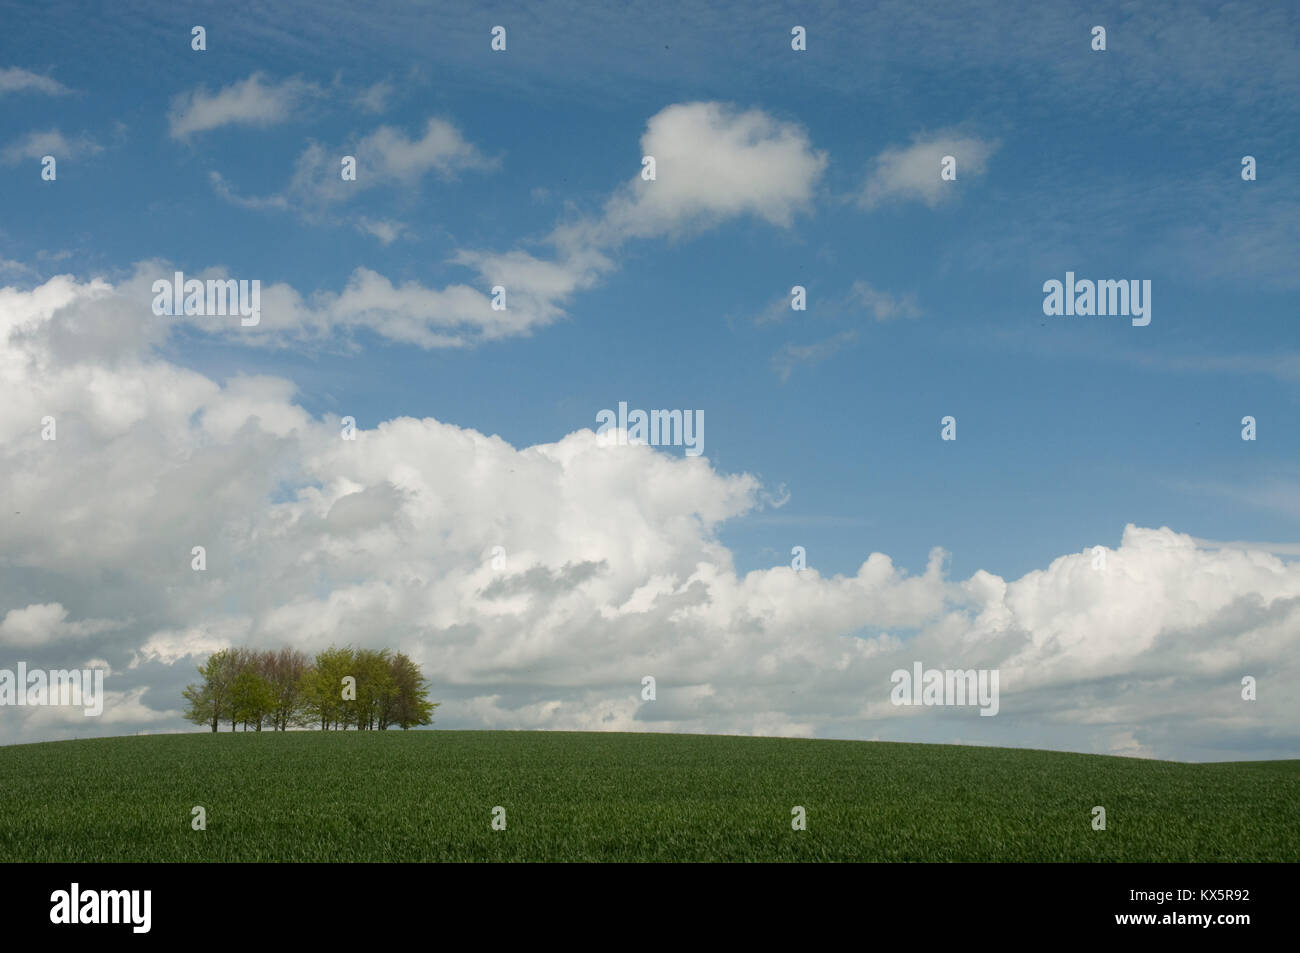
[{"left": 1, "top": 731, "right": 1296, "bottom": 862}]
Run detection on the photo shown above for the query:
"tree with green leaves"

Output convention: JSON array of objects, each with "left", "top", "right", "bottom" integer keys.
[
  {"left": 186, "top": 643, "right": 439, "bottom": 732},
  {"left": 387, "top": 651, "right": 438, "bottom": 729},
  {"left": 182, "top": 647, "right": 239, "bottom": 732},
  {"left": 351, "top": 648, "right": 394, "bottom": 730},
  {"left": 298, "top": 646, "right": 355, "bottom": 730},
  {"left": 181, "top": 681, "right": 218, "bottom": 732},
  {"left": 224, "top": 648, "right": 256, "bottom": 731},
  {"left": 231, "top": 666, "right": 275, "bottom": 731},
  {"left": 260, "top": 647, "right": 309, "bottom": 731}
]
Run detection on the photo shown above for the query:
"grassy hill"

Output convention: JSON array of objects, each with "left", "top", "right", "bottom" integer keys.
[{"left": 1, "top": 731, "right": 1296, "bottom": 862}]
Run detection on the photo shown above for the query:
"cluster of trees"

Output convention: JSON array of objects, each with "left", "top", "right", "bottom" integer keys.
[{"left": 182, "top": 646, "right": 439, "bottom": 732}]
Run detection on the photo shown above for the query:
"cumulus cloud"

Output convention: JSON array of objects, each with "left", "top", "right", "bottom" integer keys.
[
  {"left": 2, "top": 274, "right": 1297, "bottom": 757},
  {"left": 0, "top": 67, "right": 70, "bottom": 95},
  {"left": 859, "top": 130, "right": 998, "bottom": 208},
  {"left": 511, "top": 102, "right": 829, "bottom": 339},
  {"left": 562, "top": 102, "right": 827, "bottom": 247},
  {"left": 13, "top": 687, "right": 174, "bottom": 731},
  {"left": 400, "top": 101, "right": 824, "bottom": 346},
  {"left": 356, "top": 117, "right": 496, "bottom": 183},
  {"left": 169, "top": 73, "right": 321, "bottom": 139},
  {"left": 308, "top": 266, "right": 527, "bottom": 346},
  {"left": 130, "top": 622, "right": 245, "bottom": 668},
  {"left": 0, "top": 603, "right": 120, "bottom": 647},
  {"left": 448, "top": 248, "right": 612, "bottom": 329},
  {"left": 208, "top": 102, "right": 818, "bottom": 334}
]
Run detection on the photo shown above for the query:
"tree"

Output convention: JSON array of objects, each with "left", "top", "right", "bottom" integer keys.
[
  {"left": 224, "top": 648, "right": 255, "bottom": 731},
  {"left": 260, "top": 648, "right": 309, "bottom": 731},
  {"left": 352, "top": 648, "right": 394, "bottom": 731},
  {"left": 182, "top": 648, "right": 239, "bottom": 732},
  {"left": 186, "top": 643, "right": 439, "bottom": 733},
  {"left": 231, "top": 667, "right": 275, "bottom": 731},
  {"left": 299, "top": 646, "right": 355, "bottom": 730},
  {"left": 181, "top": 681, "right": 217, "bottom": 732},
  {"left": 295, "top": 664, "right": 327, "bottom": 730},
  {"left": 387, "top": 652, "right": 438, "bottom": 730}
]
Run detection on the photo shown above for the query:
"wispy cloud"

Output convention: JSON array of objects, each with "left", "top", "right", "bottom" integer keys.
[
  {"left": 738, "top": 280, "right": 920, "bottom": 354},
  {"left": 208, "top": 171, "right": 289, "bottom": 210},
  {"left": 324, "top": 117, "right": 497, "bottom": 189},
  {"left": 1, "top": 128, "right": 101, "bottom": 164},
  {"left": 355, "top": 218, "right": 411, "bottom": 245},
  {"left": 1193, "top": 480, "right": 1300, "bottom": 520},
  {"left": 858, "top": 130, "right": 998, "bottom": 209},
  {"left": 850, "top": 280, "right": 921, "bottom": 321},
  {"left": 773, "top": 330, "right": 858, "bottom": 382},
  {"left": 354, "top": 79, "right": 394, "bottom": 113},
  {"left": 0, "top": 66, "right": 70, "bottom": 95},
  {"left": 1191, "top": 537, "right": 1300, "bottom": 557},
  {"left": 211, "top": 117, "right": 498, "bottom": 217},
  {"left": 0, "top": 257, "right": 36, "bottom": 279},
  {"left": 169, "top": 72, "right": 321, "bottom": 139}
]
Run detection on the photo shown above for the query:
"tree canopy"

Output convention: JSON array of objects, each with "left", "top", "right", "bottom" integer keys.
[{"left": 182, "top": 646, "right": 438, "bottom": 732}]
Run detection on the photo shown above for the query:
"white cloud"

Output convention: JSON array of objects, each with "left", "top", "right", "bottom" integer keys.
[
  {"left": 169, "top": 73, "right": 320, "bottom": 139},
  {"left": 208, "top": 171, "right": 289, "bottom": 210},
  {"left": 0, "top": 258, "right": 36, "bottom": 279},
  {"left": 286, "top": 118, "right": 497, "bottom": 208},
  {"left": 850, "top": 280, "right": 922, "bottom": 320},
  {"left": 0, "top": 603, "right": 120, "bottom": 647},
  {"left": 773, "top": 330, "right": 858, "bottom": 381},
  {"left": 2, "top": 129, "right": 101, "bottom": 164},
  {"left": 1106, "top": 730, "right": 1156, "bottom": 759},
  {"left": 1192, "top": 538, "right": 1300, "bottom": 557},
  {"left": 5, "top": 274, "right": 1297, "bottom": 756},
  {"left": 355, "top": 79, "right": 394, "bottom": 113},
  {"left": 12, "top": 687, "right": 174, "bottom": 731},
  {"left": 355, "top": 117, "right": 497, "bottom": 182},
  {"left": 3, "top": 80, "right": 1299, "bottom": 755},
  {"left": 131, "top": 622, "right": 245, "bottom": 668},
  {"left": 0, "top": 67, "right": 70, "bottom": 95},
  {"left": 316, "top": 267, "right": 509, "bottom": 347},
  {"left": 567, "top": 102, "right": 826, "bottom": 246},
  {"left": 210, "top": 117, "right": 497, "bottom": 219},
  {"left": 369, "top": 101, "right": 829, "bottom": 349},
  {"left": 859, "top": 131, "right": 998, "bottom": 208},
  {"left": 356, "top": 218, "right": 410, "bottom": 244},
  {"left": 17, "top": 258, "right": 596, "bottom": 354},
  {"left": 448, "top": 247, "right": 612, "bottom": 333},
  {"left": 209, "top": 103, "right": 817, "bottom": 337}
]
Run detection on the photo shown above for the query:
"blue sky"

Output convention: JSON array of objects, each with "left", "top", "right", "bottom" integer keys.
[{"left": 1, "top": 0, "right": 1297, "bottom": 759}]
